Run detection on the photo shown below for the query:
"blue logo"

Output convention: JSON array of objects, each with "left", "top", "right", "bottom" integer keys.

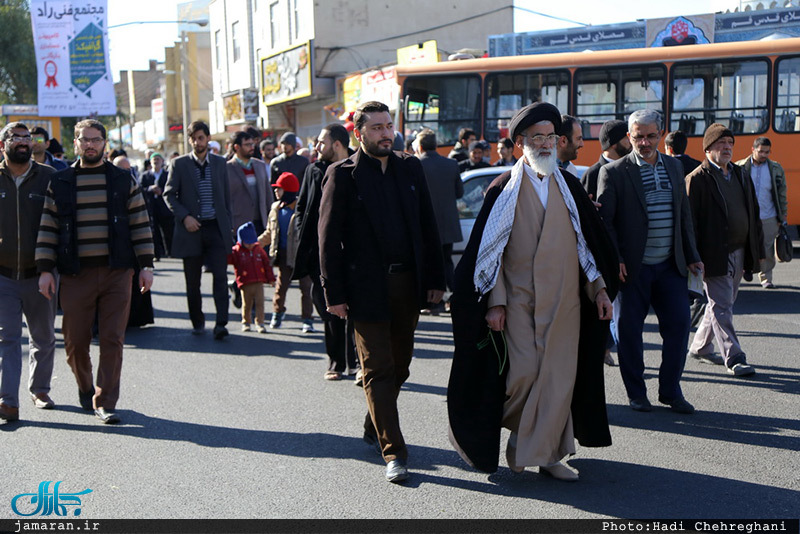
[{"left": 11, "top": 481, "right": 92, "bottom": 517}]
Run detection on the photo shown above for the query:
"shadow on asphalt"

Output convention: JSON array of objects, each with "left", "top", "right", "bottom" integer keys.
[{"left": 607, "top": 403, "right": 800, "bottom": 451}]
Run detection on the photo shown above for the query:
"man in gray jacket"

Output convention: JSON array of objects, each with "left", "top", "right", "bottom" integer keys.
[
  {"left": 416, "top": 129, "right": 463, "bottom": 306},
  {"left": 165, "top": 121, "right": 233, "bottom": 340},
  {"left": 0, "top": 122, "right": 57, "bottom": 423}
]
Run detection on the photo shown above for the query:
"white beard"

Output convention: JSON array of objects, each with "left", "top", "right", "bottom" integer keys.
[{"left": 523, "top": 145, "right": 558, "bottom": 177}]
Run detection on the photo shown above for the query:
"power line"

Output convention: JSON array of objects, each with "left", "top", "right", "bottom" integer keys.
[{"left": 512, "top": 5, "right": 589, "bottom": 27}]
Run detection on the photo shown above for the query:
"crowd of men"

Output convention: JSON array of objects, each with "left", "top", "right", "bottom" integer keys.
[{"left": 0, "top": 99, "right": 790, "bottom": 485}]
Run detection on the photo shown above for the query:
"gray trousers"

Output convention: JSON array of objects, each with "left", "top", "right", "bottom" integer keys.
[
  {"left": 0, "top": 274, "right": 57, "bottom": 408},
  {"left": 690, "top": 248, "right": 746, "bottom": 367},
  {"left": 758, "top": 216, "right": 780, "bottom": 285}
]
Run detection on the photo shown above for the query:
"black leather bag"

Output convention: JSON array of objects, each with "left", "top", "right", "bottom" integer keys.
[{"left": 776, "top": 223, "right": 793, "bottom": 263}]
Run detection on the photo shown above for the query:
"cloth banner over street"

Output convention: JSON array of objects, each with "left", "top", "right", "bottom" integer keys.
[{"left": 30, "top": 0, "right": 116, "bottom": 117}]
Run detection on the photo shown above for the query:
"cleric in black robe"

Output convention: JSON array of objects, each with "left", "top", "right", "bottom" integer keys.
[{"left": 447, "top": 102, "right": 620, "bottom": 474}]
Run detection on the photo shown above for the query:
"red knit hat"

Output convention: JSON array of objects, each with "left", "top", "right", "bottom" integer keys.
[{"left": 272, "top": 172, "right": 300, "bottom": 193}]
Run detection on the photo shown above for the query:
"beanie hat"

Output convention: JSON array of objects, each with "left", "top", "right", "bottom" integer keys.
[
  {"left": 703, "top": 123, "right": 735, "bottom": 152},
  {"left": 237, "top": 221, "right": 258, "bottom": 245},
  {"left": 150, "top": 152, "right": 163, "bottom": 161},
  {"left": 599, "top": 120, "right": 628, "bottom": 151},
  {"left": 279, "top": 132, "right": 297, "bottom": 147},
  {"left": 272, "top": 171, "right": 300, "bottom": 193}
]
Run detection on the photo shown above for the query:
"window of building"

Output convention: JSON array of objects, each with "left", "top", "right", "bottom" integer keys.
[
  {"left": 670, "top": 58, "right": 769, "bottom": 135},
  {"left": 775, "top": 56, "right": 800, "bottom": 132},
  {"left": 270, "top": 2, "right": 280, "bottom": 49},
  {"left": 484, "top": 70, "right": 569, "bottom": 141},
  {"left": 231, "top": 21, "right": 241, "bottom": 62},
  {"left": 575, "top": 65, "right": 666, "bottom": 139},
  {"left": 214, "top": 29, "right": 221, "bottom": 68}
]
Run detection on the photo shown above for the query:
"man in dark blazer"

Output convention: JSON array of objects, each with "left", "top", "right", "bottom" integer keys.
[
  {"left": 226, "top": 131, "right": 269, "bottom": 233},
  {"left": 293, "top": 123, "right": 358, "bottom": 381},
  {"left": 139, "top": 152, "right": 174, "bottom": 259},
  {"left": 597, "top": 109, "right": 703, "bottom": 415},
  {"left": 415, "top": 128, "right": 463, "bottom": 302},
  {"left": 164, "top": 121, "right": 233, "bottom": 340},
  {"left": 581, "top": 120, "right": 630, "bottom": 200},
  {"left": 318, "top": 101, "right": 445, "bottom": 484}
]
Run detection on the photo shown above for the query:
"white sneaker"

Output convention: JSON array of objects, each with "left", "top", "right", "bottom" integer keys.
[
  {"left": 302, "top": 320, "right": 316, "bottom": 333},
  {"left": 256, "top": 324, "right": 267, "bottom": 333},
  {"left": 241, "top": 324, "right": 251, "bottom": 332}
]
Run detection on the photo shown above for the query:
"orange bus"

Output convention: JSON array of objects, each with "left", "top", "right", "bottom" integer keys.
[{"left": 396, "top": 38, "right": 800, "bottom": 223}]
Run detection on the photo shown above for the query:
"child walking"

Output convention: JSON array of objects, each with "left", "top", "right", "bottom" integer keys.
[{"left": 229, "top": 222, "right": 275, "bottom": 333}]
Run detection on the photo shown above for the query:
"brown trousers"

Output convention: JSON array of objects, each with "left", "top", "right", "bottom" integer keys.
[
  {"left": 60, "top": 266, "right": 133, "bottom": 410},
  {"left": 273, "top": 253, "right": 313, "bottom": 318},
  {"left": 241, "top": 282, "right": 265, "bottom": 325},
  {"left": 353, "top": 271, "right": 419, "bottom": 463}
]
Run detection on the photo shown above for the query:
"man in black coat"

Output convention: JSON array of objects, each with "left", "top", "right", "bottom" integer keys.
[
  {"left": 293, "top": 123, "right": 358, "bottom": 381},
  {"left": 581, "top": 120, "right": 631, "bottom": 200},
  {"left": 448, "top": 102, "right": 619, "bottom": 478},
  {"left": 318, "top": 101, "right": 445, "bottom": 483},
  {"left": 139, "top": 152, "right": 174, "bottom": 260}
]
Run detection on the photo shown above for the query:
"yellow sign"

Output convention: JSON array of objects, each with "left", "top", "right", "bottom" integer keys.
[
  {"left": 342, "top": 74, "right": 361, "bottom": 114},
  {"left": 260, "top": 42, "right": 312, "bottom": 106},
  {"left": 397, "top": 40, "right": 439, "bottom": 66}
]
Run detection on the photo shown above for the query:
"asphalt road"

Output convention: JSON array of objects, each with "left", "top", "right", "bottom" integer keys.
[{"left": 1, "top": 253, "right": 798, "bottom": 521}]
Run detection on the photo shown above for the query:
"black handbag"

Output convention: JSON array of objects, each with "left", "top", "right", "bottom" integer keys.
[{"left": 775, "top": 223, "right": 793, "bottom": 263}]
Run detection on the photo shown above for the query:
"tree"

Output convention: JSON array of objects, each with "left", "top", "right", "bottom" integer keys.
[{"left": 0, "top": 0, "right": 38, "bottom": 105}]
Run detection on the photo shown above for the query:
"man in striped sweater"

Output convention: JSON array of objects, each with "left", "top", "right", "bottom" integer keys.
[
  {"left": 36, "top": 119, "right": 154, "bottom": 424},
  {"left": 597, "top": 109, "right": 703, "bottom": 415}
]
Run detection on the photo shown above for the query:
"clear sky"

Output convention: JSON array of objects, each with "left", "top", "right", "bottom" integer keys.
[{"left": 107, "top": 0, "right": 740, "bottom": 78}]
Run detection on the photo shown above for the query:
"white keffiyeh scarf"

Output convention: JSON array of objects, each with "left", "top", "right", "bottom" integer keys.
[{"left": 473, "top": 158, "right": 601, "bottom": 296}]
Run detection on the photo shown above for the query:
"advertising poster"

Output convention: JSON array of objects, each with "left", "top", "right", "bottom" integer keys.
[{"left": 30, "top": 0, "right": 117, "bottom": 117}]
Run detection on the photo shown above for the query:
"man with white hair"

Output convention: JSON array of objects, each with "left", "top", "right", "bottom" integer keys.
[
  {"left": 597, "top": 109, "right": 703, "bottom": 415},
  {"left": 449, "top": 102, "right": 619, "bottom": 480}
]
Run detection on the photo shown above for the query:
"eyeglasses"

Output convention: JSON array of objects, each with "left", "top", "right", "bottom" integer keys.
[
  {"left": 77, "top": 137, "right": 105, "bottom": 145},
  {"left": 7, "top": 135, "right": 32, "bottom": 144},
  {"left": 630, "top": 134, "right": 660, "bottom": 143},
  {"left": 522, "top": 134, "right": 560, "bottom": 147}
]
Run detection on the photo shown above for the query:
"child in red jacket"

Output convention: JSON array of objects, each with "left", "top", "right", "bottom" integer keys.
[{"left": 228, "top": 222, "right": 276, "bottom": 333}]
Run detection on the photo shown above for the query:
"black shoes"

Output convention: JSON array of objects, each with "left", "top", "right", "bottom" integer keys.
[
  {"left": 213, "top": 325, "right": 229, "bottom": 340},
  {"left": 78, "top": 387, "right": 95, "bottom": 411},
  {"left": 385, "top": 459, "right": 409, "bottom": 483},
  {"left": 659, "top": 396, "right": 695, "bottom": 414},
  {"left": 629, "top": 397, "right": 653, "bottom": 412},
  {"left": 229, "top": 281, "right": 242, "bottom": 309},
  {"left": 94, "top": 407, "right": 121, "bottom": 424}
]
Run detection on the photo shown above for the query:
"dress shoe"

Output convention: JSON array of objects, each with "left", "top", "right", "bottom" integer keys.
[
  {"left": 362, "top": 431, "right": 382, "bottom": 456},
  {"left": 385, "top": 459, "right": 409, "bottom": 483},
  {"left": 94, "top": 407, "right": 121, "bottom": 424},
  {"left": 0, "top": 403, "right": 20, "bottom": 423},
  {"left": 659, "top": 396, "right": 695, "bottom": 414},
  {"left": 539, "top": 461, "right": 579, "bottom": 482},
  {"left": 689, "top": 351, "right": 724, "bottom": 365},
  {"left": 78, "top": 387, "right": 95, "bottom": 411},
  {"left": 213, "top": 325, "right": 229, "bottom": 340},
  {"left": 31, "top": 393, "right": 55, "bottom": 409},
  {"left": 603, "top": 350, "right": 616, "bottom": 366},
  {"left": 191, "top": 326, "right": 205, "bottom": 335},
  {"left": 629, "top": 397, "right": 653, "bottom": 412},
  {"left": 728, "top": 362, "right": 756, "bottom": 376}
]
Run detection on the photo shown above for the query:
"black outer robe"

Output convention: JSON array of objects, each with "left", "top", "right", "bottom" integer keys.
[{"left": 447, "top": 169, "right": 620, "bottom": 473}]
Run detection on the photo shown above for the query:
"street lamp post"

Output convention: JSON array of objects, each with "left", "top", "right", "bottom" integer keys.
[{"left": 108, "top": 19, "right": 208, "bottom": 155}]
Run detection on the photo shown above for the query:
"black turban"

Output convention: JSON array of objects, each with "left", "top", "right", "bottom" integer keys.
[{"left": 508, "top": 102, "right": 562, "bottom": 140}]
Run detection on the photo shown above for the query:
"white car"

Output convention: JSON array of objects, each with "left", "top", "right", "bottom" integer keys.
[{"left": 453, "top": 165, "right": 588, "bottom": 254}]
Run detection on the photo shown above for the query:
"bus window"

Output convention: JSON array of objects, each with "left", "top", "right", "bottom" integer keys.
[
  {"left": 484, "top": 70, "right": 569, "bottom": 141},
  {"left": 671, "top": 59, "right": 769, "bottom": 136},
  {"left": 403, "top": 75, "right": 481, "bottom": 145},
  {"left": 575, "top": 66, "right": 666, "bottom": 139},
  {"left": 775, "top": 56, "right": 800, "bottom": 133}
]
